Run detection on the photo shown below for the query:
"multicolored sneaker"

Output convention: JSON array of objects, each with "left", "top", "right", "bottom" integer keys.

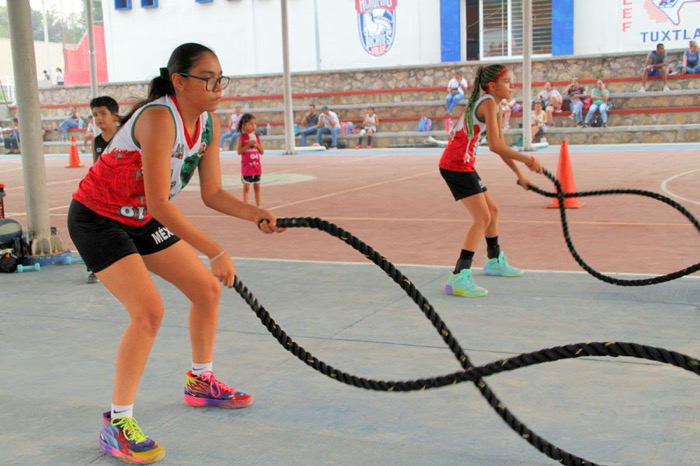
[
  {"left": 483, "top": 251, "right": 523, "bottom": 277},
  {"left": 98, "top": 412, "right": 165, "bottom": 464},
  {"left": 183, "top": 370, "right": 253, "bottom": 409},
  {"left": 444, "top": 269, "right": 488, "bottom": 297}
]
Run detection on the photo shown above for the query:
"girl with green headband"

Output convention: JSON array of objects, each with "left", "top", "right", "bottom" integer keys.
[{"left": 439, "top": 64, "right": 543, "bottom": 298}]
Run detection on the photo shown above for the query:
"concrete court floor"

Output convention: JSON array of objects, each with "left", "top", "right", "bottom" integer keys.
[{"left": 1, "top": 256, "right": 698, "bottom": 466}]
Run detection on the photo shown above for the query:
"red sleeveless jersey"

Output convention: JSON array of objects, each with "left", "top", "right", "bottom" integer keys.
[{"left": 438, "top": 94, "right": 494, "bottom": 172}]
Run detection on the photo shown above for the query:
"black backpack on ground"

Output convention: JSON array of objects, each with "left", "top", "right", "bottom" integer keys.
[{"left": 0, "top": 219, "right": 27, "bottom": 273}]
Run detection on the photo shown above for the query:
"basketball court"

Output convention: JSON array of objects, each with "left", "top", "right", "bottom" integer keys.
[{"left": 1, "top": 143, "right": 699, "bottom": 465}]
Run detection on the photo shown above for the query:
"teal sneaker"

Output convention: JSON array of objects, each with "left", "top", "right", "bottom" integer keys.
[
  {"left": 483, "top": 252, "right": 523, "bottom": 277},
  {"left": 444, "top": 269, "right": 488, "bottom": 297}
]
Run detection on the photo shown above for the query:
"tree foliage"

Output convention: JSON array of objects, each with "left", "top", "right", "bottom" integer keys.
[{"left": 0, "top": 1, "right": 102, "bottom": 44}]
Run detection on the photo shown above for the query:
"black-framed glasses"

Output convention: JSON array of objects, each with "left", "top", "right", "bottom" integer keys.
[{"left": 178, "top": 73, "right": 231, "bottom": 91}]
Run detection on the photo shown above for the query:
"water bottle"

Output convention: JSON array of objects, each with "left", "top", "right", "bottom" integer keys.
[{"left": 266, "top": 124, "right": 271, "bottom": 136}]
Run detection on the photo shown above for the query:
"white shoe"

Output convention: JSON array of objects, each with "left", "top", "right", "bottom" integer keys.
[
  {"left": 638, "top": 86, "right": 646, "bottom": 93},
  {"left": 663, "top": 85, "right": 670, "bottom": 92}
]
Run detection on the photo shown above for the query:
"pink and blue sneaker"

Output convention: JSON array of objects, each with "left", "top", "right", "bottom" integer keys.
[
  {"left": 183, "top": 370, "right": 253, "bottom": 409},
  {"left": 98, "top": 412, "right": 165, "bottom": 464}
]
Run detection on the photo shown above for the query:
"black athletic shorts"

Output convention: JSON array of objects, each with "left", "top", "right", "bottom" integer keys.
[
  {"left": 67, "top": 199, "right": 180, "bottom": 273},
  {"left": 241, "top": 175, "right": 261, "bottom": 184},
  {"left": 439, "top": 168, "right": 488, "bottom": 201}
]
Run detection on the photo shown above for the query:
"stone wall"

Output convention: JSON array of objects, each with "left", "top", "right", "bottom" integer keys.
[{"left": 33, "top": 51, "right": 660, "bottom": 107}]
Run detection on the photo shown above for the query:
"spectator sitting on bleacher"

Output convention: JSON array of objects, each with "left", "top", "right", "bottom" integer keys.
[
  {"left": 445, "top": 72, "right": 468, "bottom": 115},
  {"left": 3, "top": 118, "right": 20, "bottom": 154},
  {"left": 678, "top": 40, "right": 699, "bottom": 75},
  {"left": 42, "top": 70, "right": 51, "bottom": 82},
  {"left": 220, "top": 105, "right": 242, "bottom": 151},
  {"left": 298, "top": 104, "right": 319, "bottom": 146},
  {"left": 82, "top": 116, "right": 95, "bottom": 153},
  {"left": 356, "top": 106, "right": 379, "bottom": 149},
  {"left": 640, "top": 43, "right": 670, "bottom": 92},
  {"left": 57, "top": 106, "right": 80, "bottom": 141},
  {"left": 563, "top": 77, "right": 587, "bottom": 127},
  {"left": 530, "top": 101, "right": 546, "bottom": 141},
  {"left": 316, "top": 106, "right": 340, "bottom": 149},
  {"left": 537, "top": 81, "right": 563, "bottom": 127},
  {"left": 584, "top": 79, "right": 610, "bottom": 128}
]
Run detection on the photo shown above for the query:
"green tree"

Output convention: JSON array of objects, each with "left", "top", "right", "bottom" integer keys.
[{"left": 0, "top": 1, "right": 102, "bottom": 44}]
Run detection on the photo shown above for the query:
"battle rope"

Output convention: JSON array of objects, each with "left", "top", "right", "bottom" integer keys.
[
  {"left": 527, "top": 168, "right": 700, "bottom": 286},
  {"left": 232, "top": 216, "right": 699, "bottom": 465}
]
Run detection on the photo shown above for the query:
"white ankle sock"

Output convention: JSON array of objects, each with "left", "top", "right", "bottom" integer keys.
[
  {"left": 111, "top": 403, "right": 134, "bottom": 419},
  {"left": 191, "top": 361, "right": 213, "bottom": 376}
]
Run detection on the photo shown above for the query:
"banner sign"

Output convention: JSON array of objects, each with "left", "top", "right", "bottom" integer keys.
[
  {"left": 356, "top": 0, "right": 397, "bottom": 56},
  {"left": 621, "top": 0, "right": 700, "bottom": 48}
]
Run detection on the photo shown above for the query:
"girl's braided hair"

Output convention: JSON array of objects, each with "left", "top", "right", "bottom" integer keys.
[{"left": 461, "top": 64, "right": 508, "bottom": 139}]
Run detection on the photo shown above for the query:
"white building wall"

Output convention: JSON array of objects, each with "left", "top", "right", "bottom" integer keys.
[
  {"left": 102, "top": 0, "right": 443, "bottom": 83},
  {"left": 574, "top": 0, "right": 700, "bottom": 56},
  {"left": 0, "top": 38, "right": 65, "bottom": 87}
]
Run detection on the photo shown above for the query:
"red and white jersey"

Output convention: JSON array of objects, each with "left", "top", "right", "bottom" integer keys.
[
  {"left": 438, "top": 94, "right": 494, "bottom": 172},
  {"left": 73, "top": 95, "right": 213, "bottom": 227}
]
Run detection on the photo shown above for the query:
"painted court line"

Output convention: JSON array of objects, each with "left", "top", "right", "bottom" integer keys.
[
  {"left": 267, "top": 170, "right": 435, "bottom": 210},
  {"left": 660, "top": 168, "right": 700, "bottom": 206},
  {"left": 227, "top": 256, "right": 700, "bottom": 279}
]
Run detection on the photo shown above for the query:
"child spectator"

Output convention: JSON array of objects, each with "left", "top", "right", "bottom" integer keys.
[
  {"left": 55, "top": 67, "right": 64, "bottom": 85},
  {"left": 563, "top": 77, "right": 587, "bottom": 127},
  {"left": 3, "top": 118, "right": 20, "bottom": 154},
  {"left": 42, "top": 70, "right": 51, "bottom": 82},
  {"left": 57, "top": 106, "right": 80, "bottom": 141},
  {"left": 316, "top": 105, "right": 340, "bottom": 149},
  {"left": 500, "top": 98, "right": 517, "bottom": 130},
  {"left": 678, "top": 40, "right": 699, "bottom": 75},
  {"left": 356, "top": 106, "right": 379, "bottom": 148},
  {"left": 640, "top": 43, "right": 670, "bottom": 92},
  {"left": 82, "top": 96, "right": 120, "bottom": 284},
  {"left": 90, "top": 96, "right": 120, "bottom": 164},
  {"left": 298, "top": 104, "right": 319, "bottom": 146},
  {"left": 82, "top": 116, "right": 95, "bottom": 153},
  {"left": 537, "top": 81, "right": 563, "bottom": 127},
  {"left": 237, "top": 113, "right": 264, "bottom": 207},
  {"left": 531, "top": 100, "right": 546, "bottom": 140},
  {"left": 445, "top": 72, "right": 468, "bottom": 115},
  {"left": 220, "top": 106, "right": 242, "bottom": 151},
  {"left": 584, "top": 79, "right": 610, "bottom": 128}
]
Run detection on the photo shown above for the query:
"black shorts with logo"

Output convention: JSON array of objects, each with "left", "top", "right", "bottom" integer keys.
[
  {"left": 67, "top": 199, "right": 180, "bottom": 273},
  {"left": 439, "top": 168, "right": 488, "bottom": 201}
]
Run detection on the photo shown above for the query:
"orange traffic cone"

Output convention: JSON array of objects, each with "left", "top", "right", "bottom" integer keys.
[
  {"left": 546, "top": 140, "right": 584, "bottom": 209},
  {"left": 66, "top": 135, "right": 83, "bottom": 168}
]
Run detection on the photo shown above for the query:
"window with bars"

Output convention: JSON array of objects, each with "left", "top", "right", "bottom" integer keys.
[{"left": 479, "top": 0, "right": 552, "bottom": 59}]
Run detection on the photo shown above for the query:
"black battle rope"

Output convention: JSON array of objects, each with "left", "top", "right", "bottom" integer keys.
[
  {"left": 233, "top": 217, "right": 700, "bottom": 466},
  {"left": 527, "top": 168, "right": 700, "bottom": 286}
]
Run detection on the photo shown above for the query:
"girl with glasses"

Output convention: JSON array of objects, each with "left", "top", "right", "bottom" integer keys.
[{"left": 68, "top": 42, "right": 284, "bottom": 464}]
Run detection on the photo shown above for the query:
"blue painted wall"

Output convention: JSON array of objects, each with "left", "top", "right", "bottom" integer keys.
[
  {"left": 440, "top": 0, "right": 461, "bottom": 62},
  {"left": 552, "top": 0, "right": 574, "bottom": 56}
]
